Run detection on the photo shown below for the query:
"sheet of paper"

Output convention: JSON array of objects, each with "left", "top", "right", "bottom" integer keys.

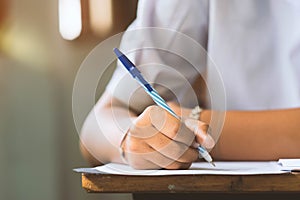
[
  {"left": 278, "top": 159, "right": 300, "bottom": 167},
  {"left": 93, "top": 161, "right": 289, "bottom": 176},
  {"left": 278, "top": 159, "right": 300, "bottom": 171}
]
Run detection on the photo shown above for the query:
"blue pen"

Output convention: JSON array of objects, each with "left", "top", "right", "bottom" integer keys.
[{"left": 113, "top": 48, "right": 215, "bottom": 167}]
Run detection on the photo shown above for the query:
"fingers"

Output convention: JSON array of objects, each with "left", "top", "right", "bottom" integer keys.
[
  {"left": 131, "top": 105, "right": 195, "bottom": 146},
  {"left": 121, "top": 134, "right": 161, "bottom": 169},
  {"left": 125, "top": 140, "right": 198, "bottom": 169},
  {"left": 127, "top": 150, "right": 192, "bottom": 170},
  {"left": 149, "top": 106, "right": 196, "bottom": 146},
  {"left": 122, "top": 131, "right": 198, "bottom": 169},
  {"left": 123, "top": 131, "right": 198, "bottom": 162},
  {"left": 149, "top": 105, "right": 179, "bottom": 136},
  {"left": 163, "top": 161, "right": 192, "bottom": 170},
  {"left": 122, "top": 105, "right": 210, "bottom": 170},
  {"left": 129, "top": 106, "right": 160, "bottom": 139},
  {"left": 184, "top": 118, "right": 215, "bottom": 149},
  {"left": 146, "top": 131, "right": 199, "bottom": 163},
  {"left": 146, "top": 151, "right": 193, "bottom": 169}
]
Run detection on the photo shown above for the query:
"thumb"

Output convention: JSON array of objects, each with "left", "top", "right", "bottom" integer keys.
[{"left": 184, "top": 118, "right": 215, "bottom": 149}]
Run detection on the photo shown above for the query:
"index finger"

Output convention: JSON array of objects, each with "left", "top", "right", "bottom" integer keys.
[{"left": 149, "top": 106, "right": 195, "bottom": 146}]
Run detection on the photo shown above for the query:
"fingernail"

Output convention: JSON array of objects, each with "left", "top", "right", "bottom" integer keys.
[{"left": 202, "top": 134, "right": 215, "bottom": 149}]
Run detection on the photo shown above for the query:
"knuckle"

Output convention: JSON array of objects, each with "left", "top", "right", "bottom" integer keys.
[{"left": 145, "top": 105, "right": 160, "bottom": 114}]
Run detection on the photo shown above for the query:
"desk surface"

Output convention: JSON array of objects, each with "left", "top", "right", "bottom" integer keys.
[{"left": 81, "top": 172, "right": 300, "bottom": 193}]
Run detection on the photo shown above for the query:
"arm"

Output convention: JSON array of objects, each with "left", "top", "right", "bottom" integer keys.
[
  {"left": 201, "top": 108, "right": 300, "bottom": 160},
  {"left": 80, "top": 91, "right": 137, "bottom": 166}
]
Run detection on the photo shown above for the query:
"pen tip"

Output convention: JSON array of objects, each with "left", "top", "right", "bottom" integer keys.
[{"left": 210, "top": 162, "right": 216, "bottom": 167}]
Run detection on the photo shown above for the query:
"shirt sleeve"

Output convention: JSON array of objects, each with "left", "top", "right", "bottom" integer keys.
[{"left": 106, "top": 0, "right": 209, "bottom": 113}]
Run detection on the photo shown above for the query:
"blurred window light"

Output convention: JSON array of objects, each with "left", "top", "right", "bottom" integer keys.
[
  {"left": 59, "top": 0, "right": 82, "bottom": 40},
  {"left": 89, "top": 0, "right": 113, "bottom": 36}
]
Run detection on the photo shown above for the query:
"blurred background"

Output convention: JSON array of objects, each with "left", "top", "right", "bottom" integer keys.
[{"left": 0, "top": 0, "right": 137, "bottom": 199}]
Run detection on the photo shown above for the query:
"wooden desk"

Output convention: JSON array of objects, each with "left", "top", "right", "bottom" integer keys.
[{"left": 80, "top": 172, "right": 300, "bottom": 200}]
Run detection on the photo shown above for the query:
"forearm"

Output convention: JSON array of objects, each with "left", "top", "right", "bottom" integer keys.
[
  {"left": 80, "top": 91, "right": 137, "bottom": 166},
  {"left": 201, "top": 108, "right": 300, "bottom": 160}
]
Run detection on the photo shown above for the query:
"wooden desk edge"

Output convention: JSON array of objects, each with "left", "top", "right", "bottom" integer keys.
[{"left": 81, "top": 173, "right": 300, "bottom": 193}]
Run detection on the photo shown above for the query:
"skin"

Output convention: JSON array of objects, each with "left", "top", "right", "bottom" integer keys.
[
  {"left": 80, "top": 90, "right": 300, "bottom": 169},
  {"left": 80, "top": 91, "right": 211, "bottom": 169}
]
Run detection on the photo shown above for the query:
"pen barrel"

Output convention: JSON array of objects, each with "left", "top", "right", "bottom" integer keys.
[{"left": 135, "top": 73, "right": 153, "bottom": 91}]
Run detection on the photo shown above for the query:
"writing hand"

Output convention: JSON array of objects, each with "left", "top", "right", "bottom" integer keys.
[{"left": 121, "top": 104, "right": 215, "bottom": 169}]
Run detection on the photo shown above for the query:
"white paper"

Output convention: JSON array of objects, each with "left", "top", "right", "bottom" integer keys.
[
  {"left": 94, "top": 161, "right": 289, "bottom": 176},
  {"left": 278, "top": 159, "right": 300, "bottom": 171},
  {"left": 278, "top": 159, "right": 300, "bottom": 167}
]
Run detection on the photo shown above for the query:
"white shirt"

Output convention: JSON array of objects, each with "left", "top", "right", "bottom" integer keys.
[{"left": 106, "top": 0, "right": 300, "bottom": 113}]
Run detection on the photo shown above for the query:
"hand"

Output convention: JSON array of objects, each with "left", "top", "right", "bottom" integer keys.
[{"left": 121, "top": 103, "right": 215, "bottom": 169}]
